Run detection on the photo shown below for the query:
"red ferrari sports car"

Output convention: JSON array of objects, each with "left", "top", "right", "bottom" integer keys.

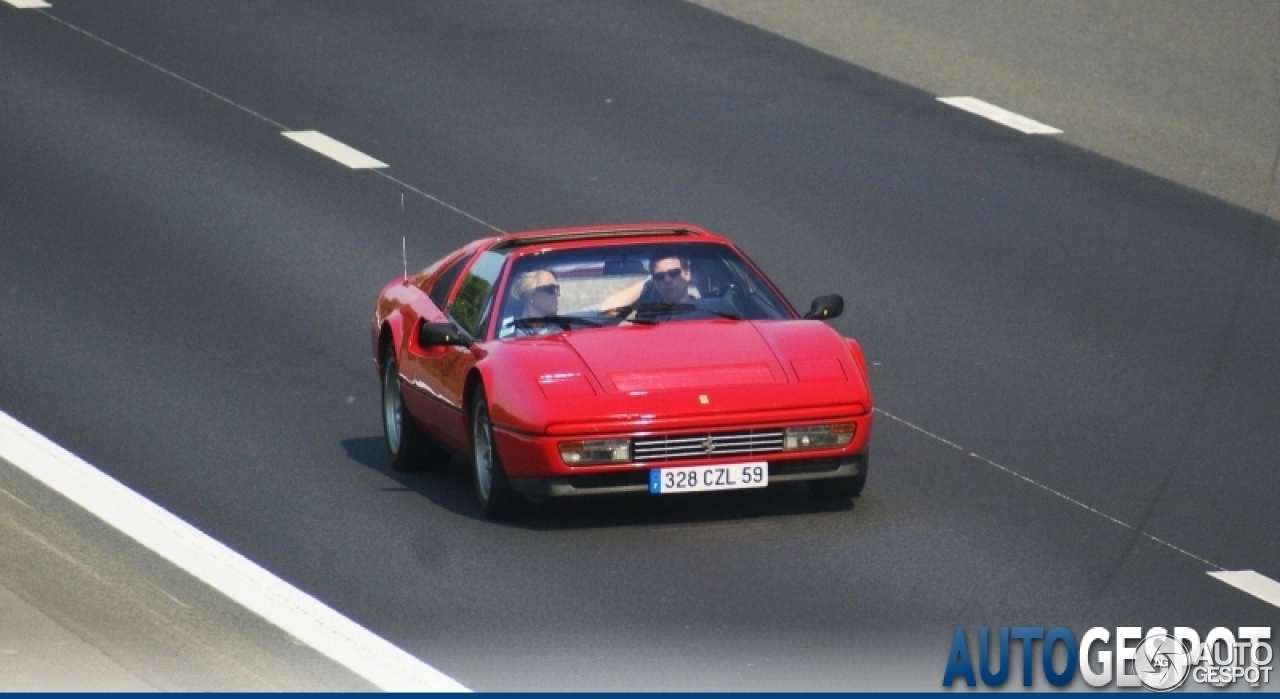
[{"left": 371, "top": 223, "right": 872, "bottom": 518}]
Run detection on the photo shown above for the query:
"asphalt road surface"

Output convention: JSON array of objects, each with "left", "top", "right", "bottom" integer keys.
[
  {"left": 2, "top": 1, "right": 1278, "bottom": 691},
  {"left": 692, "top": 0, "right": 1280, "bottom": 223}
]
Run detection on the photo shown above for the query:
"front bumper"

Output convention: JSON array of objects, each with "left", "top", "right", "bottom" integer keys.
[{"left": 508, "top": 453, "right": 867, "bottom": 497}]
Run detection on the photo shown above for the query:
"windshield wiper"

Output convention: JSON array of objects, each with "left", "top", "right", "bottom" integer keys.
[
  {"left": 691, "top": 306, "right": 744, "bottom": 321},
  {"left": 630, "top": 302, "right": 743, "bottom": 322},
  {"left": 508, "top": 315, "right": 603, "bottom": 331}
]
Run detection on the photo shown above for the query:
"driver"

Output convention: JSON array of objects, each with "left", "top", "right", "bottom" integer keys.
[
  {"left": 599, "top": 249, "right": 693, "bottom": 310},
  {"left": 647, "top": 252, "right": 693, "bottom": 304}
]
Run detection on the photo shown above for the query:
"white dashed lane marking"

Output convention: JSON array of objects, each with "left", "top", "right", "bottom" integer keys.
[
  {"left": 39, "top": 12, "right": 502, "bottom": 231},
  {"left": 876, "top": 407, "right": 1280, "bottom": 611},
  {"left": 282, "top": 130, "right": 388, "bottom": 169},
  {"left": 938, "top": 96, "right": 1063, "bottom": 135},
  {"left": 4, "top": 0, "right": 51, "bottom": 8},
  {"left": 1209, "top": 571, "right": 1280, "bottom": 611}
]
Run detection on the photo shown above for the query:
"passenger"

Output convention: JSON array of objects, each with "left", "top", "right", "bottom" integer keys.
[{"left": 506, "top": 269, "right": 560, "bottom": 335}]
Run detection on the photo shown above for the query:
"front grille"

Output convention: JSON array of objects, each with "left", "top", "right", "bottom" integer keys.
[{"left": 633, "top": 429, "right": 785, "bottom": 463}]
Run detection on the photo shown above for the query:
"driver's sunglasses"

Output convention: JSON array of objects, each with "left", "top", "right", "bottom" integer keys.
[
  {"left": 651, "top": 267, "right": 684, "bottom": 282},
  {"left": 533, "top": 283, "right": 560, "bottom": 295}
]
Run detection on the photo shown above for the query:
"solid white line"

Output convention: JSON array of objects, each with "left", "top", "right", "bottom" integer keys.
[
  {"left": 0, "top": 409, "right": 467, "bottom": 691},
  {"left": 282, "top": 130, "right": 388, "bottom": 169},
  {"left": 938, "top": 96, "right": 1063, "bottom": 135},
  {"left": 1208, "top": 570, "right": 1280, "bottom": 610},
  {"left": 4, "top": 0, "right": 51, "bottom": 7}
]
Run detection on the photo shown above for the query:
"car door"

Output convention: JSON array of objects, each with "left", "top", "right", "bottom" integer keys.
[{"left": 408, "top": 249, "right": 506, "bottom": 452}]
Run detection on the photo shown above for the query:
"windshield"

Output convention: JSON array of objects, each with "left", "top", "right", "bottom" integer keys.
[{"left": 495, "top": 241, "right": 794, "bottom": 339}]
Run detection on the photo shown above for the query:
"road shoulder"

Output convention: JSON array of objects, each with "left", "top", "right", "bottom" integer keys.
[{"left": 0, "top": 458, "right": 375, "bottom": 691}]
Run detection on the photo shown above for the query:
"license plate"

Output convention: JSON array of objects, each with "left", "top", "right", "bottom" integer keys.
[{"left": 648, "top": 462, "right": 768, "bottom": 494}]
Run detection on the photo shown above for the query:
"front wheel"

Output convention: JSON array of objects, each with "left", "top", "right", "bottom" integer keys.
[{"left": 471, "top": 392, "right": 520, "bottom": 519}]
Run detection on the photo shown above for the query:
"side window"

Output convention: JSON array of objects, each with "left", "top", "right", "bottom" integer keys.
[
  {"left": 428, "top": 254, "right": 468, "bottom": 309},
  {"left": 447, "top": 251, "right": 507, "bottom": 338}
]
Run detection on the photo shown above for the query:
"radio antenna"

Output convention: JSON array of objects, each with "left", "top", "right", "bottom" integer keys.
[{"left": 401, "top": 191, "right": 409, "bottom": 284}]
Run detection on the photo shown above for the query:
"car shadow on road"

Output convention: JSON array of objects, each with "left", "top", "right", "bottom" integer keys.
[
  {"left": 341, "top": 435, "right": 858, "bottom": 529},
  {"left": 518, "top": 483, "right": 858, "bottom": 531},
  {"left": 340, "top": 435, "right": 481, "bottom": 516}
]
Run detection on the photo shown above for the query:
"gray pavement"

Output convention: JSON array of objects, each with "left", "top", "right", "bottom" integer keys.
[
  {"left": 0, "top": 458, "right": 374, "bottom": 691},
  {"left": 3, "top": 1, "right": 1279, "bottom": 691},
  {"left": 0, "top": 583, "right": 150, "bottom": 691},
  {"left": 691, "top": 0, "right": 1280, "bottom": 223}
]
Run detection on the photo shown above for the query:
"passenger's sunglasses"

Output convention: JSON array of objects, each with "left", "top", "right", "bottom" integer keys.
[
  {"left": 651, "top": 267, "right": 684, "bottom": 282},
  {"left": 533, "top": 283, "right": 560, "bottom": 295}
]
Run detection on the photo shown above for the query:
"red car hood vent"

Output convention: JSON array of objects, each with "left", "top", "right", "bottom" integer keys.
[
  {"left": 562, "top": 322, "right": 788, "bottom": 395},
  {"left": 610, "top": 363, "right": 776, "bottom": 392}
]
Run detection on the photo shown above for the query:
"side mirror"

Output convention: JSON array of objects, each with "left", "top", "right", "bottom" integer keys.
[
  {"left": 417, "top": 320, "right": 471, "bottom": 348},
  {"left": 803, "top": 294, "right": 844, "bottom": 320}
]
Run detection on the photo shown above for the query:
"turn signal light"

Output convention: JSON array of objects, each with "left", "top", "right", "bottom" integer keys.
[
  {"left": 783, "top": 423, "right": 855, "bottom": 451},
  {"left": 559, "top": 439, "right": 631, "bottom": 465}
]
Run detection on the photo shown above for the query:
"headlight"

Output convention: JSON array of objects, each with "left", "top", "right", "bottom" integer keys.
[
  {"left": 559, "top": 439, "right": 631, "bottom": 465},
  {"left": 783, "top": 423, "right": 855, "bottom": 451}
]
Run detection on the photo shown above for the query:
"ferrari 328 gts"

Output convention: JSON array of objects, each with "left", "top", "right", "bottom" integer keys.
[{"left": 371, "top": 224, "right": 872, "bottom": 518}]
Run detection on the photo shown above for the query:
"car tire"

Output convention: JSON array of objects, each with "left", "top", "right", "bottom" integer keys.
[
  {"left": 470, "top": 392, "right": 520, "bottom": 519},
  {"left": 808, "top": 453, "right": 868, "bottom": 499},
  {"left": 381, "top": 349, "right": 447, "bottom": 472}
]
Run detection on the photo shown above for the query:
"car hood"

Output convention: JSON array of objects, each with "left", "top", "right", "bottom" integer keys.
[
  {"left": 560, "top": 320, "right": 854, "bottom": 396},
  {"left": 481, "top": 319, "right": 869, "bottom": 435}
]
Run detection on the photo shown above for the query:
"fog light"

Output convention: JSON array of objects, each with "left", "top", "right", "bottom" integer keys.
[
  {"left": 783, "top": 424, "right": 855, "bottom": 451},
  {"left": 559, "top": 439, "right": 631, "bottom": 465}
]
